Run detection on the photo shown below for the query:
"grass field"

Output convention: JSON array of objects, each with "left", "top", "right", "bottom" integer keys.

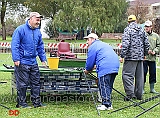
[
  {"left": 0, "top": 36, "right": 120, "bottom": 43},
  {"left": 0, "top": 53, "right": 160, "bottom": 118},
  {"left": 0, "top": 37, "right": 160, "bottom": 118}
]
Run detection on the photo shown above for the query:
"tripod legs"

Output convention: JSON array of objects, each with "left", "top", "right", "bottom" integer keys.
[
  {"left": 0, "top": 104, "right": 11, "bottom": 110},
  {"left": 0, "top": 82, "right": 11, "bottom": 110},
  {"left": 112, "top": 88, "right": 145, "bottom": 110},
  {"left": 87, "top": 72, "right": 160, "bottom": 117},
  {"left": 135, "top": 102, "right": 160, "bottom": 118},
  {"left": 83, "top": 72, "right": 100, "bottom": 116}
]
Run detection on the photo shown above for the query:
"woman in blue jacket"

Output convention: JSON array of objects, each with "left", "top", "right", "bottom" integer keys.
[
  {"left": 84, "top": 33, "right": 120, "bottom": 110},
  {"left": 11, "top": 12, "right": 47, "bottom": 108}
]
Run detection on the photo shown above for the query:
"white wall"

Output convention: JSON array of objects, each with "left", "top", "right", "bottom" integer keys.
[{"left": 40, "top": 19, "right": 50, "bottom": 38}]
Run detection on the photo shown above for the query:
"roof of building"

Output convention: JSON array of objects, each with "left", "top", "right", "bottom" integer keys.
[{"left": 129, "top": 0, "right": 160, "bottom": 6}]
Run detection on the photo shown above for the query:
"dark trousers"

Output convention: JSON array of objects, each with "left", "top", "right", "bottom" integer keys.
[
  {"left": 14, "top": 64, "right": 41, "bottom": 107},
  {"left": 98, "top": 73, "right": 117, "bottom": 107},
  {"left": 143, "top": 60, "right": 156, "bottom": 84}
]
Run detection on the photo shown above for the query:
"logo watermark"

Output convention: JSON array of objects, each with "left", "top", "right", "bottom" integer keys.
[{"left": 9, "top": 110, "right": 20, "bottom": 116}]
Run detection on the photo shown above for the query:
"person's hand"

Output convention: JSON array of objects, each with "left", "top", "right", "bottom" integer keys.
[
  {"left": 148, "top": 50, "right": 152, "bottom": 54},
  {"left": 93, "top": 65, "right": 96, "bottom": 69},
  {"left": 119, "top": 58, "right": 123, "bottom": 63},
  {"left": 42, "top": 61, "right": 48, "bottom": 68},
  {"left": 14, "top": 61, "right": 20, "bottom": 66},
  {"left": 84, "top": 69, "right": 89, "bottom": 74},
  {"left": 151, "top": 51, "right": 155, "bottom": 55},
  {"left": 90, "top": 65, "right": 96, "bottom": 71}
]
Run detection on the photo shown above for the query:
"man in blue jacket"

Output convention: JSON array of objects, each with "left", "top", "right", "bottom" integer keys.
[
  {"left": 84, "top": 33, "right": 120, "bottom": 110},
  {"left": 11, "top": 12, "right": 47, "bottom": 108}
]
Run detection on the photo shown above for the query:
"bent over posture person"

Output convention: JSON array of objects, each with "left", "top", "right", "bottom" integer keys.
[
  {"left": 11, "top": 12, "right": 47, "bottom": 108},
  {"left": 143, "top": 20, "right": 160, "bottom": 94},
  {"left": 84, "top": 33, "right": 120, "bottom": 110},
  {"left": 120, "top": 15, "right": 150, "bottom": 101}
]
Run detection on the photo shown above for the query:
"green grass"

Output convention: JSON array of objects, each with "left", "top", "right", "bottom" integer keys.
[
  {"left": 0, "top": 36, "right": 120, "bottom": 44},
  {"left": 0, "top": 37, "right": 159, "bottom": 117},
  {"left": 0, "top": 53, "right": 160, "bottom": 118}
]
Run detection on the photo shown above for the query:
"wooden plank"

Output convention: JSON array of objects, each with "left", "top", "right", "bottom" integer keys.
[
  {"left": 99, "top": 33, "right": 122, "bottom": 42},
  {"left": 54, "top": 33, "right": 77, "bottom": 42}
]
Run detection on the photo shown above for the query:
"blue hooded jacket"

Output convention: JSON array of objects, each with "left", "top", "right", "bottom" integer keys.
[
  {"left": 85, "top": 40, "right": 120, "bottom": 78},
  {"left": 11, "top": 20, "right": 46, "bottom": 65}
]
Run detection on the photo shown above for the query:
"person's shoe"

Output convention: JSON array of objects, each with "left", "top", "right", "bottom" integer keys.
[
  {"left": 16, "top": 104, "right": 32, "bottom": 108},
  {"left": 97, "top": 105, "right": 107, "bottom": 110},
  {"left": 34, "top": 103, "right": 46, "bottom": 108},
  {"left": 136, "top": 97, "right": 143, "bottom": 100},
  {"left": 97, "top": 105, "right": 113, "bottom": 110},
  {"left": 124, "top": 96, "right": 137, "bottom": 101},
  {"left": 150, "top": 89, "right": 159, "bottom": 94},
  {"left": 106, "top": 105, "right": 113, "bottom": 110},
  {"left": 150, "top": 83, "right": 159, "bottom": 94}
]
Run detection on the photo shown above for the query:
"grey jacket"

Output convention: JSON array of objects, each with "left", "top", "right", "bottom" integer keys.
[{"left": 120, "top": 22, "right": 150, "bottom": 60}]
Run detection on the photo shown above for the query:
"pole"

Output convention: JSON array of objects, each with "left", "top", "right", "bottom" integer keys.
[
  {"left": 109, "top": 94, "right": 160, "bottom": 114},
  {"left": 135, "top": 102, "right": 160, "bottom": 118},
  {"left": 83, "top": 71, "right": 100, "bottom": 116},
  {"left": 0, "top": 104, "right": 11, "bottom": 110},
  {"left": 0, "top": 82, "right": 10, "bottom": 110}
]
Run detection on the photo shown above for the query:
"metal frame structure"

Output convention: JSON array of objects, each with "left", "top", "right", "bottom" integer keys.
[
  {"left": 0, "top": 82, "right": 11, "bottom": 110},
  {"left": 83, "top": 71, "right": 100, "bottom": 116},
  {"left": 88, "top": 72, "right": 160, "bottom": 118}
]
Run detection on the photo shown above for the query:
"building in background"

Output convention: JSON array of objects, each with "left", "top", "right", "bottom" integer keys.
[
  {"left": 129, "top": 0, "right": 160, "bottom": 18},
  {"left": 40, "top": 19, "right": 50, "bottom": 39},
  {"left": 129, "top": 0, "right": 160, "bottom": 35}
]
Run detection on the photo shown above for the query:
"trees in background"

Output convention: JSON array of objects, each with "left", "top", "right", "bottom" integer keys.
[
  {"left": 0, "top": 0, "right": 28, "bottom": 40},
  {"left": 53, "top": 0, "right": 128, "bottom": 36},
  {"left": 24, "top": 0, "right": 61, "bottom": 38},
  {"left": 44, "top": 19, "right": 55, "bottom": 38},
  {"left": 4, "top": 0, "right": 156, "bottom": 39},
  {"left": 127, "top": 0, "right": 149, "bottom": 24},
  {"left": 153, "top": 17, "right": 160, "bottom": 35},
  {"left": 24, "top": 0, "right": 59, "bottom": 19},
  {"left": 1, "top": 0, "right": 128, "bottom": 39},
  {"left": 25, "top": 0, "right": 128, "bottom": 37},
  {"left": 127, "top": 0, "right": 160, "bottom": 35}
]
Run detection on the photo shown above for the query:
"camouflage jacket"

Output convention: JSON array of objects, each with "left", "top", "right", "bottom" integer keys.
[{"left": 120, "top": 22, "right": 150, "bottom": 60}]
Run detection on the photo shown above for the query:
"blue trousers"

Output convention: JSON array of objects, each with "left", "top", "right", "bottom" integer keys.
[
  {"left": 14, "top": 64, "right": 41, "bottom": 107},
  {"left": 98, "top": 73, "right": 117, "bottom": 107},
  {"left": 143, "top": 60, "right": 156, "bottom": 84}
]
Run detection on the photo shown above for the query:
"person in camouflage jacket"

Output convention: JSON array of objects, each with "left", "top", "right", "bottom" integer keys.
[{"left": 120, "top": 15, "right": 150, "bottom": 101}]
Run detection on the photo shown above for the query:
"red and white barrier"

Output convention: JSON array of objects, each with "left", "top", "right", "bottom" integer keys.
[
  {"left": 117, "top": 43, "right": 122, "bottom": 49},
  {"left": 0, "top": 42, "right": 11, "bottom": 48},
  {"left": 48, "top": 43, "right": 58, "bottom": 48},
  {"left": 79, "top": 44, "right": 88, "bottom": 48}
]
